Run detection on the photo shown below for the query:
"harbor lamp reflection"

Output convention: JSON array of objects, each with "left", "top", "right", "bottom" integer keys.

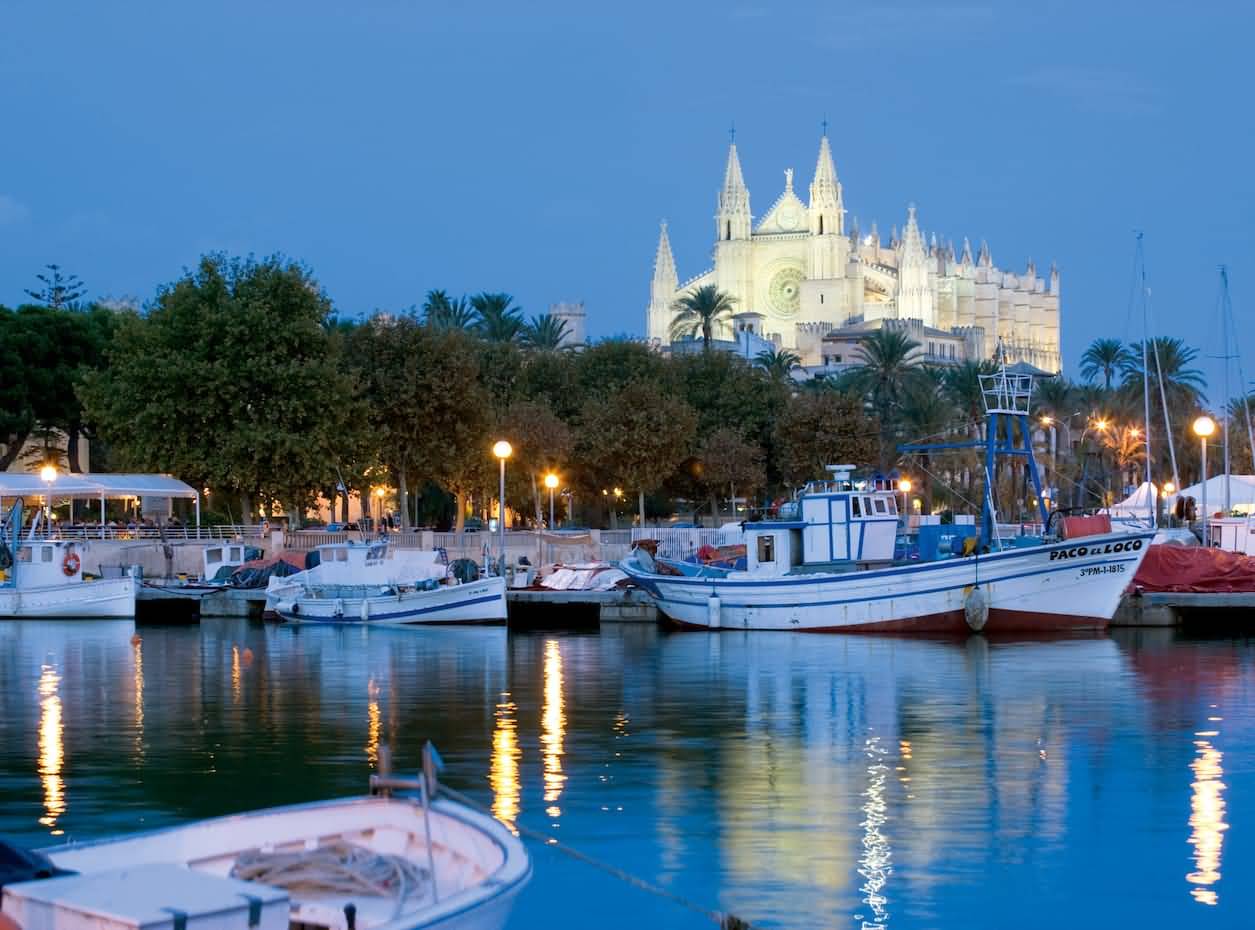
[
  {"left": 493, "top": 441, "right": 512, "bottom": 574},
  {"left": 37, "top": 664, "right": 66, "bottom": 835}
]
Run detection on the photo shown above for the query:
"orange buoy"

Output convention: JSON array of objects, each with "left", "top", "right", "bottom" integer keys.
[
  {"left": 241, "top": 647, "right": 254, "bottom": 666},
  {"left": 130, "top": 634, "right": 142, "bottom": 646}
]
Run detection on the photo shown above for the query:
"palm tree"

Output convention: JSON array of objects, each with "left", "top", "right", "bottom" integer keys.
[
  {"left": 1120, "top": 337, "right": 1207, "bottom": 410},
  {"left": 521, "top": 313, "right": 572, "bottom": 351},
  {"left": 471, "top": 292, "right": 524, "bottom": 342},
  {"left": 843, "top": 328, "right": 925, "bottom": 468},
  {"left": 1080, "top": 338, "right": 1131, "bottom": 390},
  {"left": 422, "top": 290, "right": 475, "bottom": 330},
  {"left": 944, "top": 360, "right": 996, "bottom": 434},
  {"left": 669, "top": 284, "right": 736, "bottom": 350},
  {"left": 898, "top": 369, "right": 953, "bottom": 514},
  {"left": 754, "top": 346, "right": 801, "bottom": 384}
]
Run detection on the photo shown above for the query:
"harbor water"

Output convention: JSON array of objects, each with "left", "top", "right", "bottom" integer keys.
[{"left": 0, "top": 619, "right": 1252, "bottom": 928}]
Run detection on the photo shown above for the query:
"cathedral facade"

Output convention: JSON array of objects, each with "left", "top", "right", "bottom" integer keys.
[{"left": 646, "top": 136, "right": 1062, "bottom": 373}]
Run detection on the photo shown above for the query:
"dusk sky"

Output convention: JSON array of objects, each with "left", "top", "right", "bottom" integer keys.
[{"left": 2, "top": 1, "right": 1253, "bottom": 388}]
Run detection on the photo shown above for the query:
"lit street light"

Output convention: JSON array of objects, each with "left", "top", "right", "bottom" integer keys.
[
  {"left": 1194, "top": 416, "right": 1216, "bottom": 546},
  {"left": 544, "top": 473, "right": 559, "bottom": 530},
  {"left": 40, "top": 464, "right": 56, "bottom": 532},
  {"left": 898, "top": 477, "right": 912, "bottom": 520},
  {"left": 493, "top": 441, "right": 513, "bottom": 575}
]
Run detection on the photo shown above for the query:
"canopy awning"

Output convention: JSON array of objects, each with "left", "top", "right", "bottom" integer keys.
[{"left": 0, "top": 473, "right": 200, "bottom": 499}]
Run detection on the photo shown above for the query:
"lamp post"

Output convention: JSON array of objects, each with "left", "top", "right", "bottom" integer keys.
[
  {"left": 544, "top": 473, "right": 559, "bottom": 529},
  {"left": 373, "top": 487, "right": 386, "bottom": 534},
  {"left": 492, "top": 441, "right": 512, "bottom": 575},
  {"left": 898, "top": 478, "right": 912, "bottom": 523},
  {"left": 1162, "top": 481, "right": 1176, "bottom": 528},
  {"left": 40, "top": 464, "right": 56, "bottom": 534},
  {"left": 1194, "top": 416, "right": 1215, "bottom": 546}
]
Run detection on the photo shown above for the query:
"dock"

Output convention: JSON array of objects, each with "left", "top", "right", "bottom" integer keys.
[
  {"left": 506, "top": 588, "right": 656, "bottom": 629},
  {"left": 1113, "top": 590, "right": 1255, "bottom": 627}
]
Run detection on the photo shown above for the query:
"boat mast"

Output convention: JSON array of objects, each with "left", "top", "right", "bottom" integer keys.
[
  {"left": 1219, "top": 267, "right": 1255, "bottom": 501},
  {"left": 1221, "top": 266, "right": 1232, "bottom": 513},
  {"left": 1137, "top": 235, "right": 1153, "bottom": 526}
]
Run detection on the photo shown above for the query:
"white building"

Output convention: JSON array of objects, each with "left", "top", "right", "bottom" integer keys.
[{"left": 646, "top": 135, "right": 1062, "bottom": 373}]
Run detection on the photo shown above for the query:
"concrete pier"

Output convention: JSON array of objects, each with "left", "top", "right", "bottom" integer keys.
[
  {"left": 506, "top": 588, "right": 656, "bottom": 629},
  {"left": 1113, "top": 591, "right": 1255, "bottom": 627}
]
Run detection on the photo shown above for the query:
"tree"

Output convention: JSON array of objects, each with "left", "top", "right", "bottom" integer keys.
[
  {"left": 521, "top": 313, "right": 571, "bottom": 351},
  {"left": 576, "top": 380, "right": 697, "bottom": 527},
  {"left": 773, "top": 392, "right": 878, "bottom": 486},
  {"left": 422, "top": 290, "right": 475, "bottom": 330},
  {"left": 500, "top": 400, "right": 572, "bottom": 526},
  {"left": 80, "top": 254, "right": 365, "bottom": 521},
  {"left": 1080, "top": 338, "right": 1131, "bottom": 390},
  {"left": 669, "top": 284, "right": 736, "bottom": 350},
  {"left": 755, "top": 346, "right": 801, "bottom": 385},
  {"left": 843, "top": 328, "right": 924, "bottom": 467},
  {"left": 698, "top": 428, "right": 765, "bottom": 520},
  {"left": 471, "top": 292, "right": 524, "bottom": 342},
  {"left": 897, "top": 370, "right": 953, "bottom": 514},
  {"left": 25, "top": 264, "right": 86, "bottom": 309},
  {"left": 944, "top": 360, "right": 995, "bottom": 433}
]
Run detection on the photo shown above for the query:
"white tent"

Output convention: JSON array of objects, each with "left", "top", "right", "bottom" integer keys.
[
  {"left": 0, "top": 473, "right": 201, "bottom": 535},
  {"left": 1166, "top": 474, "right": 1255, "bottom": 516},
  {"left": 1105, "top": 481, "right": 1160, "bottom": 519}
]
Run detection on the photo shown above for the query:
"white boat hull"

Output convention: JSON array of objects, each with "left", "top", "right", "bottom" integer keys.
[
  {"left": 622, "top": 531, "right": 1154, "bottom": 633},
  {"left": 0, "top": 577, "right": 137, "bottom": 619},
  {"left": 275, "top": 577, "right": 507, "bottom": 625}
]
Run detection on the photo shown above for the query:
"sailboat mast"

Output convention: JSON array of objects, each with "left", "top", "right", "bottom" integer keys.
[
  {"left": 1139, "top": 237, "right": 1153, "bottom": 526},
  {"left": 1221, "top": 266, "right": 1232, "bottom": 513}
]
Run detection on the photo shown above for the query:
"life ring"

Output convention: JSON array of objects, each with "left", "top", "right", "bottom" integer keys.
[{"left": 62, "top": 550, "right": 81, "bottom": 576}]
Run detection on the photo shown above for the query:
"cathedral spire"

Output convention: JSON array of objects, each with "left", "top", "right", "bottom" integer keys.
[
  {"left": 960, "top": 237, "right": 974, "bottom": 266},
  {"left": 647, "top": 220, "right": 680, "bottom": 343},
  {"left": 652, "top": 220, "right": 678, "bottom": 292},
  {"left": 978, "top": 239, "right": 992, "bottom": 268},
  {"left": 807, "top": 134, "right": 844, "bottom": 236},
  {"left": 716, "top": 141, "right": 752, "bottom": 241}
]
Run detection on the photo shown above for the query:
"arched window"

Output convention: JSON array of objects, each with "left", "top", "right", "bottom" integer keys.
[
  {"left": 819, "top": 216, "right": 824, "bottom": 235},
  {"left": 725, "top": 220, "right": 731, "bottom": 241}
]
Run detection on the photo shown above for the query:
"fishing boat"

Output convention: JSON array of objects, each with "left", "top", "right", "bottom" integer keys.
[
  {"left": 267, "top": 541, "right": 506, "bottom": 625},
  {"left": 0, "top": 503, "right": 136, "bottom": 619},
  {"left": 1, "top": 746, "right": 530, "bottom": 930},
  {"left": 621, "top": 367, "right": 1154, "bottom": 633}
]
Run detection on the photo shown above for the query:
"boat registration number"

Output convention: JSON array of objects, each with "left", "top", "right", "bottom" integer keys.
[{"left": 1080, "top": 564, "right": 1126, "bottom": 577}]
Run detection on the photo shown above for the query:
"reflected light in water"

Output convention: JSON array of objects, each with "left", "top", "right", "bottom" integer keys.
[
  {"left": 231, "top": 646, "right": 241, "bottom": 704},
  {"left": 857, "top": 734, "right": 892, "bottom": 927},
  {"left": 133, "top": 638, "right": 145, "bottom": 755},
  {"left": 1187, "top": 735, "right": 1228, "bottom": 905},
  {"left": 541, "top": 639, "right": 566, "bottom": 819},
  {"left": 491, "top": 693, "right": 520, "bottom": 823},
  {"left": 37, "top": 664, "right": 66, "bottom": 836},
  {"left": 365, "top": 678, "right": 381, "bottom": 766}
]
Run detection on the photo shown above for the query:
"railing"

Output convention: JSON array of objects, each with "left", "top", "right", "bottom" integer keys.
[
  {"left": 9, "top": 523, "right": 265, "bottom": 541},
  {"left": 631, "top": 526, "right": 743, "bottom": 560}
]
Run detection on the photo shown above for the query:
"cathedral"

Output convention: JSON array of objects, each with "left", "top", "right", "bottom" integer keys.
[{"left": 646, "top": 135, "right": 1062, "bottom": 373}]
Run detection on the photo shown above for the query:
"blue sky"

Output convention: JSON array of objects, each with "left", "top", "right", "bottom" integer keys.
[{"left": 1, "top": 1, "right": 1252, "bottom": 389}]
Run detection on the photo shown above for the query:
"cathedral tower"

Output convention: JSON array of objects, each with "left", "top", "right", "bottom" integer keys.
[
  {"left": 646, "top": 220, "right": 679, "bottom": 343},
  {"left": 807, "top": 134, "right": 848, "bottom": 280},
  {"left": 895, "top": 205, "right": 934, "bottom": 325},
  {"left": 713, "top": 141, "right": 754, "bottom": 324}
]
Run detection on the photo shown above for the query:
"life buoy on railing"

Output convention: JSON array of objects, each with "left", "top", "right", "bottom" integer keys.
[{"left": 62, "top": 550, "right": 81, "bottom": 576}]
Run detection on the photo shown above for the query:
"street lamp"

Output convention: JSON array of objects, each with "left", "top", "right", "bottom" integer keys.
[
  {"left": 493, "top": 440, "right": 512, "bottom": 575},
  {"left": 1162, "top": 481, "right": 1176, "bottom": 528},
  {"left": 40, "top": 464, "right": 56, "bottom": 533},
  {"left": 373, "top": 487, "right": 386, "bottom": 533},
  {"left": 1194, "top": 416, "right": 1216, "bottom": 546},
  {"left": 898, "top": 478, "right": 912, "bottom": 520},
  {"left": 544, "top": 473, "right": 559, "bottom": 529}
]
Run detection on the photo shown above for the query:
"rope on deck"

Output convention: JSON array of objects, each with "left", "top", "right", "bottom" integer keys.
[{"left": 438, "top": 784, "right": 760, "bottom": 930}]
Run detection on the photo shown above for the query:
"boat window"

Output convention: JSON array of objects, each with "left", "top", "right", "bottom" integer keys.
[
  {"left": 851, "top": 497, "right": 862, "bottom": 518},
  {"left": 41, "top": 547, "right": 53, "bottom": 562},
  {"left": 757, "top": 535, "right": 775, "bottom": 563},
  {"left": 229, "top": 547, "right": 242, "bottom": 561},
  {"left": 874, "top": 498, "right": 887, "bottom": 514},
  {"left": 206, "top": 548, "right": 223, "bottom": 564},
  {"left": 886, "top": 496, "right": 898, "bottom": 515},
  {"left": 17, "top": 546, "right": 31, "bottom": 563},
  {"left": 335, "top": 549, "right": 348, "bottom": 561},
  {"left": 863, "top": 496, "right": 874, "bottom": 516}
]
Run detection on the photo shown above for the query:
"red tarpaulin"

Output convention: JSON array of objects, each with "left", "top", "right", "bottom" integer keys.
[
  {"left": 1061, "top": 514, "right": 1112, "bottom": 539},
  {"left": 1132, "top": 544, "right": 1255, "bottom": 593}
]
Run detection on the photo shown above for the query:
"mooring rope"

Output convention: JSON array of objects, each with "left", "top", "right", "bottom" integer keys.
[{"left": 437, "top": 785, "right": 758, "bottom": 930}]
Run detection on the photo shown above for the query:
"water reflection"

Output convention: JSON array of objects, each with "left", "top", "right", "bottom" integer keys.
[
  {"left": 541, "top": 639, "right": 566, "bottom": 820},
  {"left": 231, "top": 645, "right": 242, "bottom": 704},
  {"left": 37, "top": 663, "right": 66, "bottom": 836},
  {"left": 491, "top": 693, "right": 520, "bottom": 823},
  {"left": 365, "top": 677, "right": 381, "bottom": 766},
  {"left": 857, "top": 734, "right": 892, "bottom": 928},
  {"left": 1187, "top": 732, "right": 1228, "bottom": 905},
  {"left": 132, "top": 637, "right": 145, "bottom": 756}
]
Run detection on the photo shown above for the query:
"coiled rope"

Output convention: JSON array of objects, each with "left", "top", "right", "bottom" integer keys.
[
  {"left": 230, "top": 843, "right": 429, "bottom": 919},
  {"left": 437, "top": 784, "right": 758, "bottom": 930}
]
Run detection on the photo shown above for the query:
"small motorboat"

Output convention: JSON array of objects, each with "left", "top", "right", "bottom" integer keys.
[
  {"left": 2, "top": 746, "right": 530, "bottom": 930},
  {"left": 266, "top": 541, "right": 507, "bottom": 626}
]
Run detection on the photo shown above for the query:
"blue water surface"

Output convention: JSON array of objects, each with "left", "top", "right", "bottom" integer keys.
[{"left": 0, "top": 620, "right": 1251, "bottom": 928}]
